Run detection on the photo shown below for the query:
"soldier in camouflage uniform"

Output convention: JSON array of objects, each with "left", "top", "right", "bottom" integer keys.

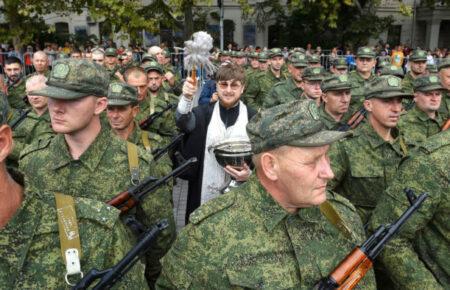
[
  {"left": 263, "top": 52, "right": 307, "bottom": 108},
  {"left": 402, "top": 49, "right": 428, "bottom": 94},
  {"left": 257, "top": 51, "right": 269, "bottom": 72},
  {"left": 125, "top": 65, "right": 177, "bottom": 142},
  {"left": 242, "top": 48, "right": 287, "bottom": 109},
  {"left": 330, "top": 57, "right": 348, "bottom": 75},
  {"left": 234, "top": 51, "right": 247, "bottom": 67},
  {"left": 369, "top": 128, "right": 450, "bottom": 289},
  {"left": 438, "top": 58, "right": 450, "bottom": 120},
  {"left": 245, "top": 51, "right": 260, "bottom": 77},
  {"left": 157, "top": 100, "right": 376, "bottom": 289},
  {"left": 17, "top": 59, "right": 175, "bottom": 288},
  {"left": 348, "top": 47, "right": 378, "bottom": 116},
  {"left": 3, "top": 56, "right": 27, "bottom": 110},
  {"left": 28, "top": 50, "right": 51, "bottom": 78},
  {"left": 301, "top": 66, "right": 327, "bottom": 106},
  {"left": 308, "top": 54, "right": 322, "bottom": 67},
  {"left": 104, "top": 47, "right": 123, "bottom": 82},
  {"left": 319, "top": 74, "right": 352, "bottom": 130},
  {"left": 0, "top": 94, "right": 148, "bottom": 289},
  {"left": 398, "top": 75, "right": 446, "bottom": 145},
  {"left": 161, "top": 48, "right": 182, "bottom": 96},
  {"left": 327, "top": 75, "right": 412, "bottom": 225},
  {"left": 8, "top": 75, "right": 54, "bottom": 165},
  {"left": 380, "top": 65, "right": 405, "bottom": 78}
]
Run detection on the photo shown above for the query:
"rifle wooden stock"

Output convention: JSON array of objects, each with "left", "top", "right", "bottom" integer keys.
[
  {"left": 328, "top": 248, "right": 373, "bottom": 290},
  {"left": 442, "top": 119, "right": 450, "bottom": 131},
  {"left": 107, "top": 191, "right": 136, "bottom": 213},
  {"left": 338, "top": 108, "right": 366, "bottom": 131}
]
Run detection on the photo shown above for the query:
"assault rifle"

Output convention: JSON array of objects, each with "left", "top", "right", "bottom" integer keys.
[
  {"left": 337, "top": 107, "right": 366, "bottom": 132},
  {"left": 139, "top": 103, "right": 175, "bottom": 131},
  {"left": 317, "top": 189, "right": 428, "bottom": 290},
  {"left": 152, "top": 133, "right": 184, "bottom": 161},
  {"left": 73, "top": 220, "right": 168, "bottom": 290},
  {"left": 10, "top": 108, "right": 31, "bottom": 130},
  {"left": 107, "top": 157, "right": 197, "bottom": 214}
]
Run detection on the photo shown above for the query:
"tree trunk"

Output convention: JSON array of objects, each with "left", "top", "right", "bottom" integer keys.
[{"left": 183, "top": 0, "right": 194, "bottom": 39}]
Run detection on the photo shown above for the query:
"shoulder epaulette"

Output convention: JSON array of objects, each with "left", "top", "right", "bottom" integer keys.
[
  {"left": 189, "top": 194, "right": 236, "bottom": 225},
  {"left": 75, "top": 197, "right": 121, "bottom": 229},
  {"left": 326, "top": 191, "right": 357, "bottom": 213},
  {"left": 419, "top": 130, "right": 450, "bottom": 153},
  {"left": 19, "top": 136, "right": 53, "bottom": 159}
]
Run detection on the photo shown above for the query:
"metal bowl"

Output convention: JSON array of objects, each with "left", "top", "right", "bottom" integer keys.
[{"left": 211, "top": 138, "right": 253, "bottom": 168}]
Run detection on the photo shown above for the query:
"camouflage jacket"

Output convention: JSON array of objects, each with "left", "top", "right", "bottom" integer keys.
[
  {"left": 369, "top": 129, "right": 450, "bottom": 289},
  {"left": 156, "top": 175, "right": 376, "bottom": 289},
  {"left": 18, "top": 126, "right": 176, "bottom": 282},
  {"left": 401, "top": 71, "right": 415, "bottom": 94},
  {"left": 10, "top": 109, "right": 54, "bottom": 163},
  {"left": 398, "top": 106, "right": 445, "bottom": 145},
  {"left": 348, "top": 71, "right": 377, "bottom": 115},
  {"left": 242, "top": 69, "right": 287, "bottom": 109},
  {"left": 318, "top": 104, "right": 348, "bottom": 130},
  {"left": 5, "top": 78, "right": 28, "bottom": 110},
  {"left": 162, "top": 63, "right": 182, "bottom": 96},
  {"left": 263, "top": 77, "right": 303, "bottom": 109},
  {"left": 328, "top": 123, "right": 409, "bottom": 224},
  {"left": 438, "top": 90, "right": 449, "bottom": 120},
  {"left": 136, "top": 90, "right": 178, "bottom": 137},
  {"left": 0, "top": 190, "right": 148, "bottom": 289}
]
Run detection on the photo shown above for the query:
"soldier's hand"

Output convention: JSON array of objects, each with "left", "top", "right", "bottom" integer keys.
[
  {"left": 182, "top": 77, "right": 197, "bottom": 100},
  {"left": 164, "top": 72, "right": 175, "bottom": 86},
  {"left": 224, "top": 163, "right": 251, "bottom": 182}
]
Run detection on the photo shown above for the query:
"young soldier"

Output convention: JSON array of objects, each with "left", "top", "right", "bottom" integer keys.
[
  {"left": 319, "top": 74, "right": 352, "bottom": 130},
  {"left": 301, "top": 67, "right": 327, "bottom": 106}
]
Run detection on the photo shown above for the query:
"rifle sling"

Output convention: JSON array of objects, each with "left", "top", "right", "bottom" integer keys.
[
  {"left": 55, "top": 193, "right": 83, "bottom": 285},
  {"left": 399, "top": 136, "right": 408, "bottom": 156},
  {"left": 319, "top": 201, "right": 355, "bottom": 241},
  {"left": 141, "top": 130, "right": 152, "bottom": 152},
  {"left": 127, "top": 142, "right": 140, "bottom": 185}
]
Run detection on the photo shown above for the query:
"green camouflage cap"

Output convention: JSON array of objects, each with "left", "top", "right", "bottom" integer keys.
[
  {"left": 269, "top": 48, "right": 283, "bottom": 58},
  {"left": 321, "top": 74, "right": 351, "bottom": 92},
  {"left": 356, "top": 46, "right": 376, "bottom": 58},
  {"left": 107, "top": 82, "right": 138, "bottom": 106},
  {"left": 377, "top": 60, "right": 391, "bottom": 69},
  {"left": 378, "top": 56, "right": 391, "bottom": 63},
  {"left": 248, "top": 51, "right": 259, "bottom": 59},
  {"left": 0, "top": 93, "right": 8, "bottom": 124},
  {"left": 380, "top": 65, "right": 405, "bottom": 78},
  {"left": 438, "top": 58, "right": 450, "bottom": 70},
  {"left": 426, "top": 64, "right": 438, "bottom": 73},
  {"left": 220, "top": 50, "right": 231, "bottom": 56},
  {"left": 235, "top": 51, "right": 246, "bottom": 58},
  {"left": 366, "top": 75, "right": 412, "bottom": 99},
  {"left": 333, "top": 58, "right": 348, "bottom": 69},
  {"left": 258, "top": 52, "right": 269, "bottom": 62},
  {"left": 247, "top": 99, "right": 350, "bottom": 154},
  {"left": 308, "top": 54, "right": 320, "bottom": 64},
  {"left": 141, "top": 53, "right": 156, "bottom": 63},
  {"left": 230, "top": 51, "right": 237, "bottom": 57},
  {"left": 289, "top": 52, "right": 308, "bottom": 67},
  {"left": 409, "top": 49, "right": 427, "bottom": 62},
  {"left": 58, "top": 53, "right": 69, "bottom": 59},
  {"left": 413, "top": 75, "right": 444, "bottom": 92},
  {"left": 162, "top": 48, "right": 171, "bottom": 58},
  {"left": 105, "top": 47, "right": 118, "bottom": 57},
  {"left": 141, "top": 60, "right": 163, "bottom": 74},
  {"left": 302, "top": 67, "right": 327, "bottom": 81},
  {"left": 292, "top": 47, "right": 306, "bottom": 54},
  {"left": 32, "top": 59, "right": 110, "bottom": 100}
]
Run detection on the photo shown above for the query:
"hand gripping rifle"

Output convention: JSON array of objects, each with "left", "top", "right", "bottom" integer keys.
[
  {"left": 152, "top": 133, "right": 185, "bottom": 161},
  {"left": 337, "top": 107, "right": 366, "bottom": 132},
  {"left": 139, "top": 103, "right": 175, "bottom": 131},
  {"left": 107, "top": 157, "right": 197, "bottom": 214},
  {"left": 73, "top": 220, "right": 169, "bottom": 290},
  {"left": 317, "top": 189, "right": 428, "bottom": 290}
]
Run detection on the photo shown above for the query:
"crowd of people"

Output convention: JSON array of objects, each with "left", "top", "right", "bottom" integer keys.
[{"left": 0, "top": 38, "right": 448, "bottom": 289}]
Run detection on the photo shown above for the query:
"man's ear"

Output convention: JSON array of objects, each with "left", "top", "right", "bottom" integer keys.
[
  {"left": 260, "top": 152, "right": 280, "bottom": 181},
  {"left": 0, "top": 125, "right": 13, "bottom": 163},
  {"left": 95, "top": 97, "right": 108, "bottom": 115},
  {"left": 363, "top": 99, "right": 372, "bottom": 112}
]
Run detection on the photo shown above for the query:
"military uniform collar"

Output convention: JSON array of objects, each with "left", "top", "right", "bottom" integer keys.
[
  {"left": 358, "top": 123, "right": 402, "bottom": 150},
  {"left": 51, "top": 125, "right": 111, "bottom": 171},
  {"left": 127, "top": 121, "right": 141, "bottom": 144},
  {"left": 351, "top": 70, "right": 375, "bottom": 82},
  {"left": 319, "top": 104, "right": 337, "bottom": 123},
  {"left": 410, "top": 105, "right": 439, "bottom": 122},
  {"left": 287, "top": 77, "right": 302, "bottom": 93}
]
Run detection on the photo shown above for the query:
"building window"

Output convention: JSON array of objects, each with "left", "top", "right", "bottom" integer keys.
[
  {"left": 243, "top": 24, "right": 256, "bottom": 47},
  {"left": 55, "top": 22, "right": 69, "bottom": 35},
  {"left": 387, "top": 25, "right": 401, "bottom": 46}
]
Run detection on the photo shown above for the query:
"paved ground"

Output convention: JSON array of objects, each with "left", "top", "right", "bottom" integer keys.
[{"left": 172, "top": 178, "right": 188, "bottom": 232}]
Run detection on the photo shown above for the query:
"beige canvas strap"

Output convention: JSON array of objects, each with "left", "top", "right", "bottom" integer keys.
[{"left": 127, "top": 141, "right": 140, "bottom": 185}]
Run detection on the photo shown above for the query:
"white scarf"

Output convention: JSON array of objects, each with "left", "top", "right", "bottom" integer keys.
[{"left": 200, "top": 101, "right": 249, "bottom": 204}]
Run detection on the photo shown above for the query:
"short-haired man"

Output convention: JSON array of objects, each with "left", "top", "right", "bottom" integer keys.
[
  {"left": 3, "top": 56, "right": 27, "bottom": 110},
  {"left": 242, "top": 48, "right": 287, "bottom": 108},
  {"left": 245, "top": 51, "right": 260, "bottom": 77},
  {"left": 0, "top": 94, "right": 148, "bottom": 289},
  {"left": 91, "top": 49, "right": 105, "bottom": 66},
  {"left": 402, "top": 49, "right": 428, "bottom": 94},
  {"left": 18, "top": 59, "right": 175, "bottom": 287},
  {"left": 319, "top": 74, "right": 352, "bottom": 129},
  {"left": 176, "top": 62, "right": 256, "bottom": 223},
  {"left": 258, "top": 52, "right": 269, "bottom": 71},
  {"left": 398, "top": 75, "right": 446, "bottom": 145},
  {"left": 104, "top": 47, "right": 123, "bottom": 81},
  {"left": 301, "top": 66, "right": 327, "bottom": 106},
  {"left": 307, "top": 54, "right": 322, "bottom": 67},
  {"left": 438, "top": 57, "right": 450, "bottom": 120},
  {"left": 30, "top": 51, "right": 50, "bottom": 77},
  {"left": 263, "top": 52, "right": 307, "bottom": 108},
  {"left": 70, "top": 49, "right": 82, "bottom": 59},
  {"left": 348, "top": 46, "right": 378, "bottom": 115},
  {"left": 330, "top": 57, "right": 348, "bottom": 75},
  {"left": 328, "top": 75, "right": 412, "bottom": 224},
  {"left": 157, "top": 100, "right": 376, "bottom": 289}
]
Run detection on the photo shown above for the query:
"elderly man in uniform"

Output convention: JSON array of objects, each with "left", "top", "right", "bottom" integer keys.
[
  {"left": 369, "top": 128, "right": 450, "bottom": 289},
  {"left": 30, "top": 51, "right": 50, "bottom": 77},
  {"left": 0, "top": 94, "right": 148, "bottom": 289},
  {"left": 18, "top": 59, "right": 175, "bottom": 287},
  {"left": 156, "top": 99, "right": 376, "bottom": 289},
  {"left": 319, "top": 74, "right": 352, "bottom": 130},
  {"left": 263, "top": 52, "right": 307, "bottom": 109},
  {"left": 398, "top": 75, "right": 446, "bottom": 145}
]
